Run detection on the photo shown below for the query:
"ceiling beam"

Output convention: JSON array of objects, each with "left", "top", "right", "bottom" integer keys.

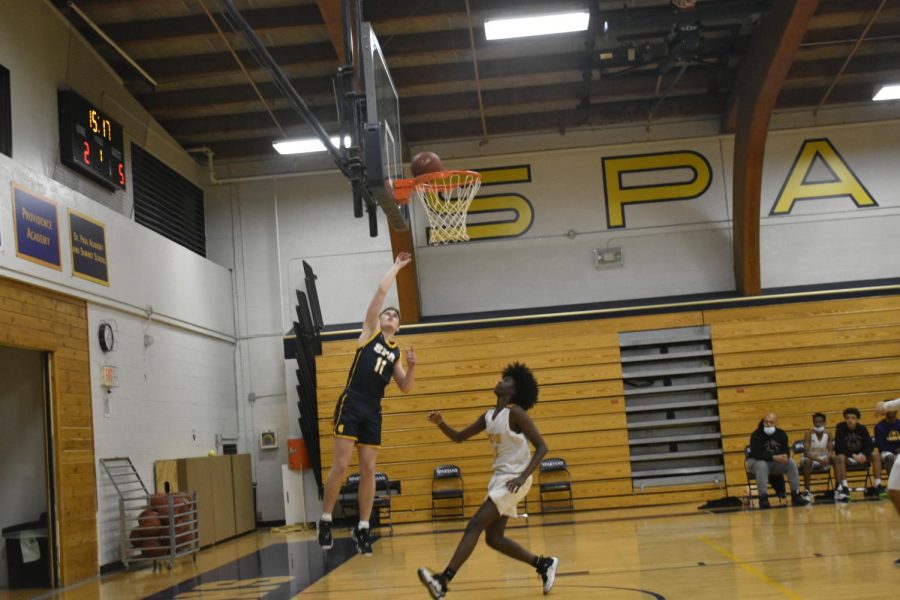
[
  {"left": 100, "top": 6, "right": 323, "bottom": 44},
  {"left": 727, "top": 0, "right": 819, "bottom": 296},
  {"left": 315, "top": 0, "right": 347, "bottom": 64}
]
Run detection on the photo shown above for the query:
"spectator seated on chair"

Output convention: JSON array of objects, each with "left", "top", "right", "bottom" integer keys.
[
  {"left": 746, "top": 412, "right": 810, "bottom": 509},
  {"left": 833, "top": 407, "right": 884, "bottom": 500},
  {"left": 798, "top": 412, "right": 834, "bottom": 501},
  {"left": 874, "top": 404, "right": 900, "bottom": 482}
]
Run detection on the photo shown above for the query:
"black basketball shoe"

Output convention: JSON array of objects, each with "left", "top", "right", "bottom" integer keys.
[
  {"left": 352, "top": 525, "right": 372, "bottom": 555},
  {"left": 417, "top": 567, "right": 448, "bottom": 599},
  {"left": 536, "top": 556, "right": 560, "bottom": 595},
  {"left": 317, "top": 519, "right": 333, "bottom": 550}
]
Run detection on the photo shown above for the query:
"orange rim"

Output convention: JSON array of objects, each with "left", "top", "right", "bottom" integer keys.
[{"left": 392, "top": 170, "right": 481, "bottom": 204}]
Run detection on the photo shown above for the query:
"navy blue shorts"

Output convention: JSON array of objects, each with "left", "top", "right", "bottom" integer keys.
[{"left": 332, "top": 388, "right": 382, "bottom": 447}]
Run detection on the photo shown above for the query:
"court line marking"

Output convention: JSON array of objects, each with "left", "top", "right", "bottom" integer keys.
[{"left": 697, "top": 536, "right": 803, "bottom": 600}]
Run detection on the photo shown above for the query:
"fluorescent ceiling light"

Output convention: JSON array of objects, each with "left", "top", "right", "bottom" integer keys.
[
  {"left": 272, "top": 135, "right": 350, "bottom": 155},
  {"left": 484, "top": 11, "right": 590, "bottom": 40},
  {"left": 873, "top": 84, "right": 900, "bottom": 102}
]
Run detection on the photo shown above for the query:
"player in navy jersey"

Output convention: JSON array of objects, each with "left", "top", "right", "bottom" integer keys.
[{"left": 317, "top": 252, "right": 416, "bottom": 555}]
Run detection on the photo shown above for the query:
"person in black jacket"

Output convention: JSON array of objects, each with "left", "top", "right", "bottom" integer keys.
[
  {"left": 833, "top": 407, "right": 884, "bottom": 500},
  {"left": 746, "top": 413, "right": 810, "bottom": 508}
]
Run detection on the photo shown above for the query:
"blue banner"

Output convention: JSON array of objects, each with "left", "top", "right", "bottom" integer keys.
[
  {"left": 12, "top": 184, "right": 61, "bottom": 270},
  {"left": 69, "top": 210, "right": 109, "bottom": 285}
]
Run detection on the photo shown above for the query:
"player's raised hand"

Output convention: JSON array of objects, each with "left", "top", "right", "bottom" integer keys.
[
  {"left": 427, "top": 411, "right": 443, "bottom": 425},
  {"left": 395, "top": 251, "right": 412, "bottom": 269},
  {"left": 405, "top": 346, "right": 416, "bottom": 367},
  {"left": 875, "top": 400, "right": 886, "bottom": 416}
]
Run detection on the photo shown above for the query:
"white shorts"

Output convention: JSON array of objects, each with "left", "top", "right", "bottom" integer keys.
[
  {"left": 890, "top": 459, "right": 900, "bottom": 491},
  {"left": 487, "top": 473, "right": 532, "bottom": 518}
]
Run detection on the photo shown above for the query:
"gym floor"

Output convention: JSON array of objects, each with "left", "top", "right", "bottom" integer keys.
[{"left": 2, "top": 501, "right": 897, "bottom": 599}]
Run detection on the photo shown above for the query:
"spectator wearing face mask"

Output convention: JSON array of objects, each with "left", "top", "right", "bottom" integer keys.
[
  {"left": 746, "top": 412, "right": 810, "bottom": 509},
  {"left": 833, "top": 407, "right": 884, "bottom": 501},
  {"left": 797, "top": 412, "right": 833, "bottom": 501}
]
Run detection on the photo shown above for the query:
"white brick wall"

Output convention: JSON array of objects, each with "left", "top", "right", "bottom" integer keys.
[{"left": 90, "top": 305, "right": 238, "bottom": 567}]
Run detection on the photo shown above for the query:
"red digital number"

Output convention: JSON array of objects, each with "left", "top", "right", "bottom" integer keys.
[
  {"left": 118, "top": 163, "right": 125, "bottom": 186},
  {"left": 83, "top": 140, "right": 91, "bottom": 165}
]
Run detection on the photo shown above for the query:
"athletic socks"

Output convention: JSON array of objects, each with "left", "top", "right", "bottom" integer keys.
[
  {"left": 358, "top": 520, "right": 369, "bottom": 530},
  {"left": 533, "top": 555, "right": 554, "bottom": 573},
  {"left": 440, "top": 567, "right": 456, "bottom": 583},
  {"left": 321, "top": 512, "right": 332, "bottom": 522}
]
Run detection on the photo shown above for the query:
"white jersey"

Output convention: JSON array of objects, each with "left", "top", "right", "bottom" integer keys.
[
  {"left": 808, "top": 431, "right": 829, "bottom": 459},
  {"left": 485, "top": 407, "right": 531, "bottom": 477},
  {"left": 884, "top": 398, "right": 900, "bottom": 411}
]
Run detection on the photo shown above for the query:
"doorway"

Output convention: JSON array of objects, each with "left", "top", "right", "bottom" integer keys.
[{"left": 0, "top": 346, "right": 55, "bottom": 591}]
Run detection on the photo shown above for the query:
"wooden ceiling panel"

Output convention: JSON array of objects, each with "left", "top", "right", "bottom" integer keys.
[{"left": 50, "top": 0, "right": 899, "bottom": 162}]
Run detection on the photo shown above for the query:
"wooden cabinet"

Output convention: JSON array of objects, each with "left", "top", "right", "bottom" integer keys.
[
  {"left": 155, "top": 454, "right": 255, "bottom": 546},
  {"left": 177, "top": 458, "right": 216, "bottom": 547},
  {"left": 232, "top": 454, "right": 255, "bottom": 535},
  {"left": 210, "top": 456, "right": 236, "bottom": 542}
]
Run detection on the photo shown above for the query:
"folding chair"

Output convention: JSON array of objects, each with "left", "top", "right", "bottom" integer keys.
[
  {"left": 840, "top": 453, "right": 873, "bottom": 492},
  {"left": 432, "top": 465, "right": 464, "bottom": 521},
  {"left": 744, "top": 446, "right": 787, "bottom": 507},
  {"left": 793, "top": 440, "right": 833, "bottom": 493},
  {"left": 539, "top": 457, "right": 574, "bottom": 513},
  {"left": 339, "top": 472, "right": 394, "bottom": 535},
  {"left": 372, "top": 472, "right": 393, "bottom": 535}
]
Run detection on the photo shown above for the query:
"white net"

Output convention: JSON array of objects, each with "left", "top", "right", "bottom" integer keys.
[
  {"left": 413, "top": 171, "right": 481, "bottom": 245},
  {"left": 672, "top": 0, "right": 697, "bottom": 8}
]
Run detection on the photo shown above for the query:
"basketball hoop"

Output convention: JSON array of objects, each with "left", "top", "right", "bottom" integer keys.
[
  {"left": 393, "top": 170, "right": 481, "bottom": 245},
  {"left": 672, "top": 0, "right": 697, "bottom": 9}
]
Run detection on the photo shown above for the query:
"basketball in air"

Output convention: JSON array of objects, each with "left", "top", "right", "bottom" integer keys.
[{"left": 410, "top": 151, "right": 443, "bottom": 177}]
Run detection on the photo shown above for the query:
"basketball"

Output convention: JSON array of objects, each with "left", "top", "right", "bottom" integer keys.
[
  {"left": 137, "top": 508, "right": 162, "bottom": 537},
  {"left": 410, "top": 151, "right": 443, "bottom": 177},
  {"left": 129, "top": 528, "right": 144, "bottom": 548}
]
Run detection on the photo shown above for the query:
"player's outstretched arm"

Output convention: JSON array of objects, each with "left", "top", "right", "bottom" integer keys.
[
  {"left": 505, "top": 406, "right": 549, "bottom": 493},
  {"left": 875, "top": 398, "right": 900, "bottom": 415},
  {"left": 427, "top": 411, "right": 486, "bottom": 443},
  {"left": 359, "top": 252, "right": 412, "bottom": 342}
]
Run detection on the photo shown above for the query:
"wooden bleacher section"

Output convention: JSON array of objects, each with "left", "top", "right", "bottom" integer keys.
[{"left": 316, "top": 295, "right": 900, "bottom": 523}]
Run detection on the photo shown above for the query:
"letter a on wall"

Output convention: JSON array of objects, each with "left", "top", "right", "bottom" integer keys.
[{"left": 770, "top": 138, "right": 877, "bottom": 215}]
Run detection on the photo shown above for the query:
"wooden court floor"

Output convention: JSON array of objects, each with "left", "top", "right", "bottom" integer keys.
[{"left": 3, "top": 501, "right": 898, "bottom": 599}]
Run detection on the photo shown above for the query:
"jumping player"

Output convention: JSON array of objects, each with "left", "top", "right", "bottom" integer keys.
[
  {"left": 317, "top": 252, "right": 416, "bottom": 555},
  {"left": 874, "top": 397, "right": 900, "bottom": 566},
  {"left": 417, "top": 363, "right": 559, "bottom": 598}
]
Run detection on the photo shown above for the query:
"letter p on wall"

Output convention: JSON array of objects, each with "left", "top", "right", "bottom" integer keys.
[{"left": 603, "top": 150, "right": 712, "bottom": 228}]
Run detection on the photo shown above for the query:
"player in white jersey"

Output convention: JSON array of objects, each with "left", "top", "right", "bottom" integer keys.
[
  {"left": 417, "top": 363, "right": 559, "bottom": 598},
  {"left": 875, "top": 397, "right": 900, "bottom": 566}
]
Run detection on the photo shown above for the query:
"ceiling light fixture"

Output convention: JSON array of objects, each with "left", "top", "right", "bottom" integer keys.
[
  {"left": 272, "top": 136, "right": 350, "bottom": 155},
  {"left": 484, "top": 11, "right": 590, "bottom": 40},
  {"left": 873, "top": 84, "right": 900, "bottom": 102}
]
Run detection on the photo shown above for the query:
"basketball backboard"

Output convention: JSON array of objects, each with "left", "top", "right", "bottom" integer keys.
[{"left": 359, "top": 22, "right": 409, "bottom": 231}]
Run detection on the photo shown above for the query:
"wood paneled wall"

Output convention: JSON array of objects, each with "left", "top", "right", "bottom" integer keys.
[
  {"left": 316, "top": 311, "right": 728, "bottom": 523},
  {"left": 707, "top": 295, "right": 900, "bottom": 496},
  {"left": 0, "top": 276, "right": 97, "bottom": 584},
  {"left": 317, "top": 294, "right": 900, "bottom": 522}
]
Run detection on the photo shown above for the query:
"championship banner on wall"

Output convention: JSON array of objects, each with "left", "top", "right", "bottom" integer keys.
[
  {"left": 68, "top": 209, "right": 109, "bottom": 285},
  {"left": 11, "top": 183, "right": 61, "bottom": 271}
]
